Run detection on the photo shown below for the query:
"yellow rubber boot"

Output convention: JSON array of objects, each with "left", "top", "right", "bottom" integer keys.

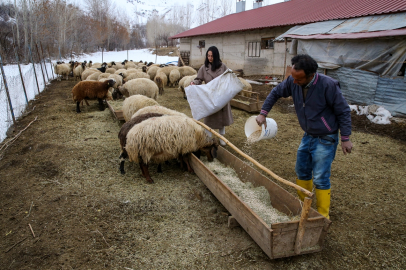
[
  {"left": 296, "top": 179, "right": 313, "bottom": 201},
  {"left": 315, "top": 189, "right": 331, "bottom": 219}
]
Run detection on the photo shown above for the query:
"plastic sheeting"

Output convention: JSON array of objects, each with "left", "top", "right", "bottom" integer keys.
[
  {"left": 324, "top": 67, "right": 406, "bottom": 117},
  {"left": 296, "top": 38, "right": 406, "bottom": 76}
]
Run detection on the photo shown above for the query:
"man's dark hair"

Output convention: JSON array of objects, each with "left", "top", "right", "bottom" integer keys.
[
  {"left": 205, "top": 46, "right": 222, "bottom": 71},
  {"left": 291, "top": 54, "right": 318, "bottom": 77}
]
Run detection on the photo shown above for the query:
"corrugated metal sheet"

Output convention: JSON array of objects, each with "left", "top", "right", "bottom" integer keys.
[
  {"left": 276, "top": 13, "right": 406, "bottom": 40},
  {"left": 171, "top": 0, "right": 406, "bottom": 39},
  {"left": 374, "top": 77, "right": 406, "bottom": 117},
  {"left": 283, "top": 28, "right": 406, "bottom": 39},
  {"left": 326, "top": 67, "right": 378, "bottom": 105},
  {"left": 323, "top": 67, "right": 406, "bottom": 116}
]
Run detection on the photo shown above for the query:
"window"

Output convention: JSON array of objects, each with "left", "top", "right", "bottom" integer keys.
[
  {"left": 261, "top": 37, "right": 274, "bottom": 49},
  {"left": 248, "top": 42, "right": 261, "bottom": 57},
  {"left": 199, "top": 40, "right": 205, "bottom": 48}
]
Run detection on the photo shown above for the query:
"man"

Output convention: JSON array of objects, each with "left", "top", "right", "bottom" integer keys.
[{"left": 256, "top": 54, "right": 353, "bottom": 219}]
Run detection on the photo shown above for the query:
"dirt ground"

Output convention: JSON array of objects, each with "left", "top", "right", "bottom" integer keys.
[{"left": 0, "top": 79, "right": 405, "bottom": 269}]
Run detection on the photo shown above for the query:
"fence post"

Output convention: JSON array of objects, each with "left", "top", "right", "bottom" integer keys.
[
  {"left": 59, "top": 46, "right": 61, "bottom": 61},
  {"left": 35, "top": 43, "right": 47, "bottom": 89},
  {"left": 13, "top": 43, "right": 29, "bottom": 105},
  {"left": 0, "top": 54, "right": 16, "bottom": 126},
  {"left": 40, "top": 42, "right": 50, "bottom": 82},
  {"left": 47, "top": 46, "right": 55, "bottom": 79},
  {"left": 102, "top": 47, "right": 104, "bottom": 63},
  {"left": 28, "top": 45, "right": 41, "bottom": 95}
]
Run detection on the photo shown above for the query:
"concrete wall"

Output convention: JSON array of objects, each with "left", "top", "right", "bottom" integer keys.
[{"left": 181, "top": 26, "right": 293, "bottom": 76}]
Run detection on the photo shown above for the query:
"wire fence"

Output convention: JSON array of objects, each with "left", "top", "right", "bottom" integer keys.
[{"left": 0, "top": 51, "right": 54, "bottom": 143}]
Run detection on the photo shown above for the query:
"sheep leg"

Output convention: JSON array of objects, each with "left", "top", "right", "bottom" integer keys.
[
  {"left": 119, "top": 151, "right": 128, "bottom": 174},
  {"left": 139, "top": 162, "right": 154, "bottom": 184},
  {"left": 98, "top": 98, "right": 105, "bottom": 111},
  {"left": 76, "top": 102, "right": 81, "bottom": 113},
  {"left": 84, "top": 100, "right": 90, "bottom": 106},
  {"left": 182, "top": 154, "right": 194, "bottom": 174},
  {"left": 157, "top": 163, "right": 162, "bottom": 173}
]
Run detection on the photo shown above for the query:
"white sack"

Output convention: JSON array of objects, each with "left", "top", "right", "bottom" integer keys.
[{"left": 185, "top": 69, "right": 244, "bottom": 120}]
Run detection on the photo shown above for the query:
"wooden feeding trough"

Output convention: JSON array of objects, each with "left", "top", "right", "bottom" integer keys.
[
  {"left": 106, "top": 100, "right": 124, "bottom": 121},
  {"left": 190, "top": 147, "right": 331, "bottom": 259},
  {"left": 231, "top": 91, "right": 264, "bottom": 113},
  {"left": 190, "top": 120, "right": 331, "bottom": 259}
]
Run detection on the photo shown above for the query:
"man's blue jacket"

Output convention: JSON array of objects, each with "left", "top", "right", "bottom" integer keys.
[{"left": 261, "top": 73, "right": 352, "bottom": 140}]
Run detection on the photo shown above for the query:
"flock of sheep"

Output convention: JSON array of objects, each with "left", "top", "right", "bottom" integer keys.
[{"left": 52, "top": 59, "right": 253, "bottom": 183}]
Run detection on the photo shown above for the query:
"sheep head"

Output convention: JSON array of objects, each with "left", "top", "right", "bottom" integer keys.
[
  {"left": 107, "top": 79, "right": 116, "bottom": 87},
  {"left": 117, "top": 85, "right": 129, "bottom": 97}
]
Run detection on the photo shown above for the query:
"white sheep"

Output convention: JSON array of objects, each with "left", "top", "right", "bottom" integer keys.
[
  {"left": 73, "top": 63, "right": 87, "bottom": 81},
  {"left": 156, "top": 66, "right": 178, "bottom": 85},
  {"left": 154, "top": 71, "right": 167, "bottom": 95},
  {"left": 178, "top": 66, "right": 197, "bottom": 78},
  {"left": 105, "top": 68, "right": 116, "bottom": 74},
  {"left": 132, "top": 105, "right": 188, "bottom": 119},
  {"left": 117, "top": 78, "right": 159, "bottom": 100},
  {"left": 115, "top": 69, "right": 128, "bottom": 78},
  {"left": 178, "top": 75, "right": 197, "bottom": 98},
  {"left": 169, "top": 69, "right": 181, "bottom": 87},
  {"left": 122, "top": 95, "right": 159, "bottom": 122},
  {"left": 147, "top": 66, "right": 159, "bottom": 80},
  {"left": 125, "top": 61, "right": 137, "bottom": 69},
  {"left": 108, "top": 74, "right": 124, "bottom": 88},
  {"left": 54, "top": 63, "right": 70, "bottom": 81},
  {"left": 98, "top": 73, "right": 111, "bottom": 80},
  {"left": 125, "top": 114, "right": 218, "bottom": 183},
  {"left": 81, "top": 68, "right": 99, "bottom": 81},
  {"left": 124, "top": 72, "right": 150, "bottom": 82},
  {"left": 86, "top": 71, "right": 102, "bottom": 81}
]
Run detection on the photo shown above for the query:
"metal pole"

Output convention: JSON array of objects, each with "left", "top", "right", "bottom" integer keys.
[
  {"left": 35, "top": 43, "right": 47, "bottom": 90},
  {"left": 40, "top": 42, "right": 50, "bottom": 82},
  {"left": 28, "top": 45, "right": 41, "bottom": 95},
  {"left": 13, "top": 43, "right": 29, "bottom": 104},
  {"left": 102, "top": 47, "right": 104, "bottom": 63},
  {"left": 0, "top": 54, "right": 16, "bottom": 125},
  {"left": 47, "top": 46, "right": 55, "bottom": 79},
  {"left": 58, "top": 46, "right": 61, "bottom": 61}
]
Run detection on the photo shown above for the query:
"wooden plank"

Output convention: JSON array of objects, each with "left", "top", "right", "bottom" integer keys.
[
  {"left": 228, "top": 216, "right": 240, "bottom": 228},
  {"left": 294, "top": 197, "right": 312, "bottom": 254},
  {"left": 271, "top": 217, "right": 325, "bottom": 232},
  {"left": 190, "top": 153, "right": 274, "bottom": 259}
]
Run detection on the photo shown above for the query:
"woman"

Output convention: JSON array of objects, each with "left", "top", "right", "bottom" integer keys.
[{"left": 190, "top": 46, "right": 233, "bottom": 146}]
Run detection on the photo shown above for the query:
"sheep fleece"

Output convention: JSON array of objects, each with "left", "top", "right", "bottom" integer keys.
[
  {"left": 122, "top": 95, "right": 159, "bottom": 122},
  {"left": 126, "top": 115, "right": 212, "bottom": 164}
]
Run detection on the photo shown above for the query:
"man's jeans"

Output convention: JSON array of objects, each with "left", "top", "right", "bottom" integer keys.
[{"left": 295, "top": 133, "right": 339, "bottom": 190}]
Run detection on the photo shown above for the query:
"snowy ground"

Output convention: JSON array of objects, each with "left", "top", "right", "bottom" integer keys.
[{"left": 0, "top": 49, "right": 178, "bottom": 143}]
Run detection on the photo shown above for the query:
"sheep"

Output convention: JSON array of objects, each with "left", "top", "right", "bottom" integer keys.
[
  {"left": 116, "top": 78, "right": 159, "bottom": 100},
  {"left": 105, "top": 68, "right": 116, "bottom": 74},
  {"left": 238, "top": 77, "right": 253, "bottom": 98},
  {"left": 73, "top": 62, "right": 87, "bottom": 81},
  {"left": 118, "top": 113, "right": 165, "bottom": 175},
  {"left": 123, "top": 72, "right": 150, "bottom": 83},
  {"left": 108, "top": 74, "right": 124, "bottom": 88},
  {"left": 96, "top": 63, "right": 108, "bottom": 73},
  {"left": 86, "top": 61, "right": 93, "bottom": 68},
  {"left": 179, "top": 75, "right": 197, "bottom": 99},
  {"left": 72, "top": 79, "right": 116, "bottom": 113},
  {"left": 146, "top": 62, "right": 154, "bottom": 66},
  {"left": 81, "top": 68, "right": 99, "bottom": 80},
  {"left": 107, "top": 61, "right": 116, "bottom": 68},
  {"left": 169, "top": 69, "right": 181, "bottom": 87},
  {"left": 132, "top": 105, "right": 188, "bottom": 119},
  {"left": 125, "top": 114, "right": 218, "bottom": 183},
  {"left": 147, "top": 66, "right": 159, "bottom": 80},
  {"left": 154, "top": 71, "right": 167, "bottom": 95},
  {"left": 91, "top": 62, "right": 105, "bottom": 69},
  {"left": 156, "top": 66, "right": 178, "bottom": 84},
  {"left": 113, "top": 62, "right": 125, "bottom": 70},
  {"left": 125, "top": 61, "right": 137, "bottom": 69},
  {"left": 178, "top": 66, "right": 197, "bottom": 78},
  {"left": 126, "top": 68, "right": 141, "bottom": 75},
  {"left": 98, "top": 73, "right": 111, "bottom": 80},
  {"left": 54, "top": 63, "right": 70, "bottom": 81},
  {"left": 86, "top": 71, "right": 102, "bottom": 81},
  {"left": 122, "top": 94, "right": 159, "bottom": 122},
  {"left": 114, "top": 69, "right": 128, "bottom": 77}
]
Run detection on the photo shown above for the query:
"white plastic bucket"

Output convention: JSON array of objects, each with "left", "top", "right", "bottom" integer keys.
[{"left": 244, "top": 116, "right": 278, "bottom": 142}]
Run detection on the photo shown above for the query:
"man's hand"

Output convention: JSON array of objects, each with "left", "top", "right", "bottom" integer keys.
[
  {"left": 341, "top": 140, "right": 353, "bottom": 155},
  {"left": 190, "top": 81, "right": 195, "bottom": 85},
  {"left": 256, "top": 114, "right": 267, "bottom": 129}
]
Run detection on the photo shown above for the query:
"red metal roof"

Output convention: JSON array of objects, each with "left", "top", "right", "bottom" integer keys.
[{"left": 170, "top": 0, "right": 406, "bottom": 39}]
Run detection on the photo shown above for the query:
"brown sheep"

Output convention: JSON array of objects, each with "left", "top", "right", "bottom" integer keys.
[{"left": 72, "top": 79, "right": 116, "bottom": 113}]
